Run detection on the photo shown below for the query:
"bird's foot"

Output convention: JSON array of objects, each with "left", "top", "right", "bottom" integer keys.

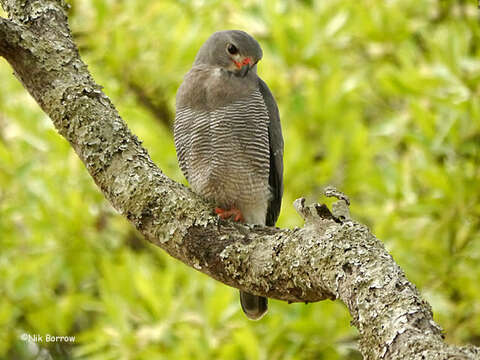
[{"left": 215, "top": 207, "right": 244, "bottom": 222}]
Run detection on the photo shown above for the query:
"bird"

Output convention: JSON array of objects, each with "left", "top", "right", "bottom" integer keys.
[{"left": 174, "top": 30, "right": 284, "bottom": 320}]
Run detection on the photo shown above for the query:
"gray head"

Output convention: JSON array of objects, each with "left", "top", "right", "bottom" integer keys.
[{"left": 194, "top": 30, "right": 263, "bottom": 77}]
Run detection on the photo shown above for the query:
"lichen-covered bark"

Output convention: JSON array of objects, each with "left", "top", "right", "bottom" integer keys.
[{"left": 1, "top": 1, "right": 479, "bottom": 359}]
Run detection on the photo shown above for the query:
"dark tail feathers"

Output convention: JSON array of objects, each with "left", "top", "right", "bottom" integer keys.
[{"left": 239, "top": 291, "right": 268, "bottom": 320}]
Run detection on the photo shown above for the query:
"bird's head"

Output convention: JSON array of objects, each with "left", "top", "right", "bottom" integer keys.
[{"left": 194, "top": 30, "right": 263, "bottom": 77}]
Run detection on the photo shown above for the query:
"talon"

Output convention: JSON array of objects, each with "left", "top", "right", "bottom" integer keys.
[
  {"left": 214, "top": 207, "right": 231, "bottom": 220},
  {"left": 234, "top": 212, "right": 244, "bottom": 222},
  {"left": 214, "top": 207, "right": 244, "bottom": 222}
]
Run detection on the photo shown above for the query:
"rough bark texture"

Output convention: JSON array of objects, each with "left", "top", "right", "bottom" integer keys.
[{"left": 1, "top": 1, "right": 479, "bottom": 359}]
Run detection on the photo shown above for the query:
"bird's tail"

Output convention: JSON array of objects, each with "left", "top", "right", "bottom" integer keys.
[{"left": 239, "top": 291, "right": 268, "bottom": 320}]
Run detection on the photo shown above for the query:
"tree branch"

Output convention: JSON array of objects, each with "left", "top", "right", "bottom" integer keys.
[
  {"left": 1, "top": 1, "right": 479, "bottom": 359},
  {"left": 0, "top": 17, "right": 21, "bottom": 56}
]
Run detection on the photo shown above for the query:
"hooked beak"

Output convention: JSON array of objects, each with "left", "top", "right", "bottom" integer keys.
[
  {"left": 234, "top": 57, "right": 253, "bottom": 77},
  {"left": 237, "top": 64, "right": 250, "bottom": 77}
]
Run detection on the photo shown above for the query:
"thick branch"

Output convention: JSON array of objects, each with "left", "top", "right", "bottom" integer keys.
[
  {"left": 1, "top": 1, "right": 479, "bottom": 359},
  {"left": 0, "top": 17, "right": 21, "bottom": 56}
]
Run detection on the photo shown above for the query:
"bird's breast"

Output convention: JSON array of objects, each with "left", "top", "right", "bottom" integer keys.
[{"left": 174, "top": 88, "right": 271, "bottom": 215}]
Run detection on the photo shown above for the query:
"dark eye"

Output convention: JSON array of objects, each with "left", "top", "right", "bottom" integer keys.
[{"left": 227, "top": 44, "right": 238, "bottom": 55}]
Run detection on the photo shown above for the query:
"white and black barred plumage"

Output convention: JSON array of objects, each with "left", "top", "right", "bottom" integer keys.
[{"left": 174, "top": 88, "right": 271, "bottom": 224}]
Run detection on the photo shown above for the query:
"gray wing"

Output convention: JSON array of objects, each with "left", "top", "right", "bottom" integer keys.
[{"left": 258, "top": 78, "right": 284, "bottom": 226}]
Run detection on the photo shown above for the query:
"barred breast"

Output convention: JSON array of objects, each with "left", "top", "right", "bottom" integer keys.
[{"left": 174, "top": 88, "right": 271, "bottom": 224}]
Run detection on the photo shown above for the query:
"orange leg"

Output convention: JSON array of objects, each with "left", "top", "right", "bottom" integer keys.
[{"left": 215, "top": 206, "right": 244, "bottom": 222}]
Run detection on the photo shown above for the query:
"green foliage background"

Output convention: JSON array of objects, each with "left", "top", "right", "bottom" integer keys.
[{"left": 1, "top": 0, "right": 479, "bottom": 359}]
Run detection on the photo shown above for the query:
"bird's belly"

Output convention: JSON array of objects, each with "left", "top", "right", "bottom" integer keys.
[
  {"left": 189, "top": 154, "right": 270, "bottom": 209},
  {"left": 187, "top": 131, "right": 271, "bottom": 225}
]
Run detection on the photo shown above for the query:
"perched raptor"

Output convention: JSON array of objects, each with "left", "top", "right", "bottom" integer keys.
[{"left": 174, "top": 30, "right": 284, "bottom": 320}]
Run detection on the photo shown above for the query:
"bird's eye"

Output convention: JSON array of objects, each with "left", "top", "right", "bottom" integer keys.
[{"left": 227, "top": 44, "right": 238, "bottom": 55}]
